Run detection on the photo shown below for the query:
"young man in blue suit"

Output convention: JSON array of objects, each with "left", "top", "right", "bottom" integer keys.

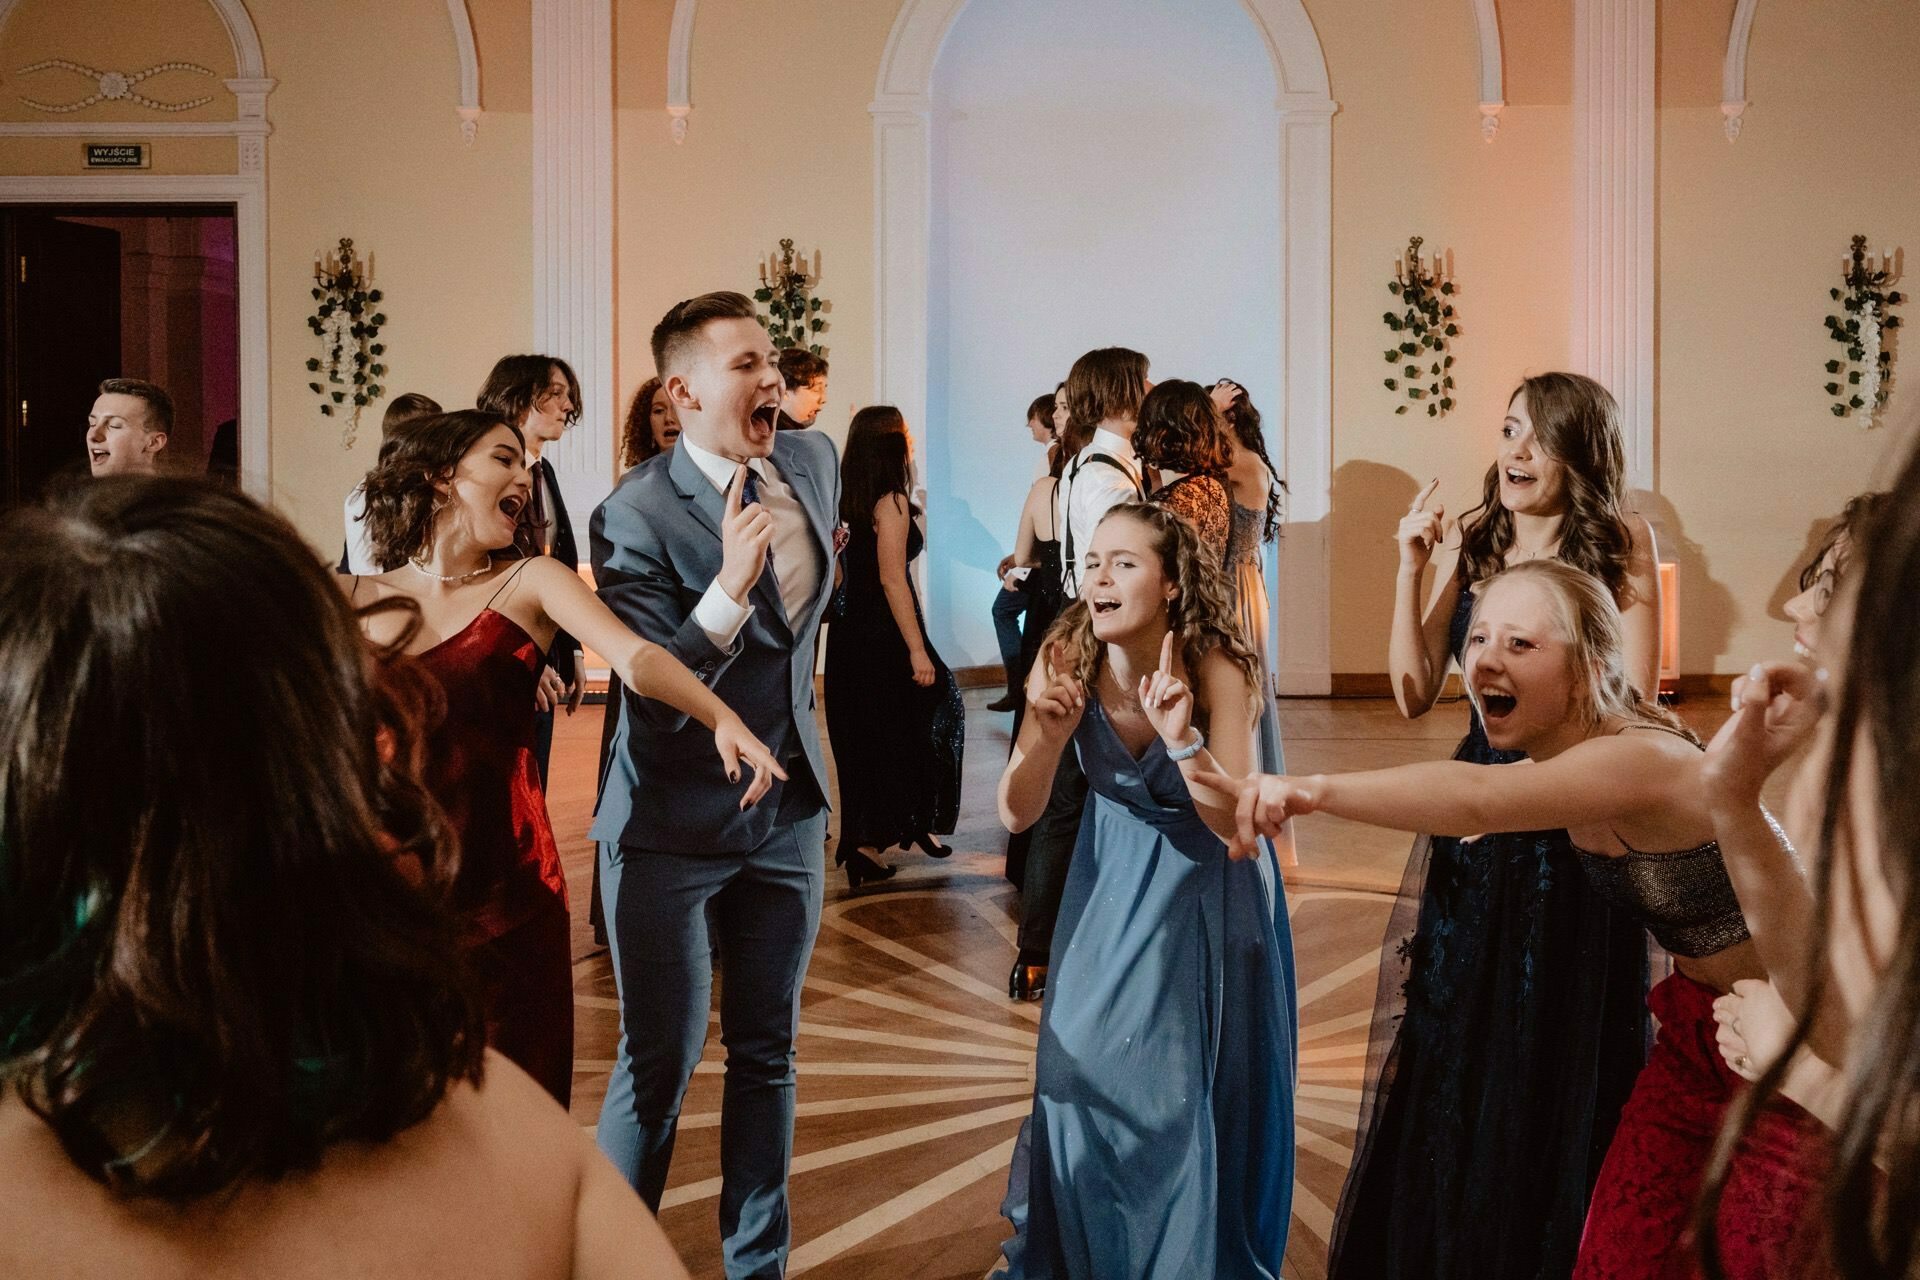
[{"left": 590, "top": 291, "right": 840, "bottom": 1279}]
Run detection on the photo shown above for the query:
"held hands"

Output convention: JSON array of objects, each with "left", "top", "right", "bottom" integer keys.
[
  {"left": 1138, "top": 632, "right": 1196, "bottom": 750},
  {"left": 1396, "top": 478, "right": 1446, "bottom": 575},
  {"left": 718, "top": 464, "right": 774, "bottom": 604},
  {"left": 910, "top": 648, "right": 936, "bottom": 687},
  {"left": 1701, "top": 661, "right": 1828, "bottom": 812},
  {"left": 713, "top": 712, "right": 789, "bottom": 810},
  {"left": 1030, "top": 641, "right": 1086, "bottom": 745},
  {"left": 535, "top": 665, "right": 567, "bottom": 714},
  {"left": 1189, "top": 770, "right": 1318, "bottom": 861}
]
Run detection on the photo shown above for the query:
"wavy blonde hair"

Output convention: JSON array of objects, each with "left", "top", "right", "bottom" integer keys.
[
  {"left": 1042, "top": 502, "right": 1259, "bottom": 697},
  {"left": 1466, "top": 559, "right": 1693, "bottom": 741}
]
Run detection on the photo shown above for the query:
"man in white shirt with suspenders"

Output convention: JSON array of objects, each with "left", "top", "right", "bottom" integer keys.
[{"left": 1010, "top": 346, "right": 1152, "bottom": 1001}]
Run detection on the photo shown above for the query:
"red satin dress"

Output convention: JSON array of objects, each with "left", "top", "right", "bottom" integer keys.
[{"left": 417, "top": 606, "right": 573, "bottom": 1105}]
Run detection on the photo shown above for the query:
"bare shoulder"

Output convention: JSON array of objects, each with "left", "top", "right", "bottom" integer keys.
[
  {"left": 873, "top": 491, "right": 910, "bottom": 523},
  {"left": 1628, "top": 513, "right": 1659, "bottom": 564}
]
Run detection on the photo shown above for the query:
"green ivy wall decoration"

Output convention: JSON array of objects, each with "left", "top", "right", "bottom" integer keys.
[
  {"left": 753, "top": 238, "right": 828, "bottom": 355},
  {"left": 1382, "top": 236, "right": 1458, "bottom": 417},
  {"left": 1824, "top": 235, "right": 1902, "bottom": 427},
  {"left": 307, "top": 238, "right": 387, "bottom": 449}
]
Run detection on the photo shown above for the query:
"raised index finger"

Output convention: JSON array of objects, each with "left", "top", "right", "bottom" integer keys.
[
  {"left": 1158, "top": 630, "right": 1174, "bottom": 676},
  {"left": 1409, "top": 477, "right": 1440, "bottom": 514},
  {"left": 726, "top": 464, "right": 747, "bottom": 518}
]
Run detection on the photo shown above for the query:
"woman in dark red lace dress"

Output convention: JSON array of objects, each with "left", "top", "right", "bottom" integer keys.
[
  {"left": 352, "top": 409, "right": 783, "bottom": 1104},
  {"left": 1133, "top": 379, "right": 1233, "bottom": 563}
]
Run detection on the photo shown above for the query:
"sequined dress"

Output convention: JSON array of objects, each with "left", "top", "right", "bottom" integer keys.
[
  {"left": 824, "top": 511, "right": 964, "bottom": 848},
  {"left": 993, "top": 697, "right": 1296, "bottom": 1279},
  {"left": 1327, "top": 586, "right": 1649, "bottom": 1280}
]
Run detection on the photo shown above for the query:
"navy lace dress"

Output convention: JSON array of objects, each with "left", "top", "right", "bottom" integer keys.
[{"left": 1327, "top": 586, "right": 1649, "bottom": 1280}]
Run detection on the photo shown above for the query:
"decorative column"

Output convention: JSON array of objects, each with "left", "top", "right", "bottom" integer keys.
[
  {"left": 533, "top": 0, "right": 616, "bottom": 536},
  {"left": 1572, "top": 0, "right": 1656, "bottom": 490}
]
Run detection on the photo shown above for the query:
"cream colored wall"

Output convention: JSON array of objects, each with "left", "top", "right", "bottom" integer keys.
[
  {"left": 1656, "top": 0, "right": 1920, "bottom": 672},
  {"left": 612, "top": 0, "right": 892, "bottom": 462},
  {"left": 251, "top": 0, "right": 532, "bottom": 545}
]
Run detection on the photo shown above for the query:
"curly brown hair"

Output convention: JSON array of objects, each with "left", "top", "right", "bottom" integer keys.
[
  {"left": 1132, "top": 380, "right": 1234, "bottom": 478},
  {"left": 1458, "top": 372, "right": 1637, "bottom": 599},
  {"left": 361, "top": 410, "right": 535, "bottom": 571},
  {"left": 1042, "top": 502, "right": 1259, "bottom": 699},
  {"left": 620, "top": 377, "right": 668, "bottom": 469}
]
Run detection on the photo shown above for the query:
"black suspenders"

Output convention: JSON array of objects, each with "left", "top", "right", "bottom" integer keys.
[{"left": 1060, "top": 451, "right": 1145, "bottom": 596}]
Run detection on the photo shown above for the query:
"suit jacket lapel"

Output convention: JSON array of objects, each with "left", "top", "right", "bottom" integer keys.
[
  {"left": 772, "top": 435, "right": 835, "bottom": 619},
  {"left": 669, "top": 442, "right": 727, "bottom": 542}
]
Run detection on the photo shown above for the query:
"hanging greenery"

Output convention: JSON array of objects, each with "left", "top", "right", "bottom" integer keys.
[
  {"left": 1823, "top": 234, "right": 1902, "bottom": 426},
  {"left": 1382, "top": 236, "right": 1458, "bottom": 417},
  {"left": 752, "top": 238, "right": 828, "bottom": 354},
  {"left": 306, "top": 237, "right": 387, "bottom": 448}
]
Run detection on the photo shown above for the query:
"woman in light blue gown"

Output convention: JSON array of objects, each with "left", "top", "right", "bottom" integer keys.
[{"left": 993, "top": 502, "right": 1296, "bottom": 1280}]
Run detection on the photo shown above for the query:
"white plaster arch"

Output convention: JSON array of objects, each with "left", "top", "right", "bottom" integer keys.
[
  {"left": 666, "top": 0, "right": 696, "bottom": 141},
  {"left": 870, "top": 0, "right": 1337, "bottom": 693},
  {"left": 1721, "top": 0, "right": 1758, "bottom": 141},
  {"left": 447, "top": 0, "right": 482, "bottom": 142},
  {"left": 1471, "top": 0, "right": 1504, "bottom": 140}
]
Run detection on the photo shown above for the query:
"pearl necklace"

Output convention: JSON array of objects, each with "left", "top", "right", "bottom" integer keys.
[{"left": 407, "top": 556, "right": 492, "bottom": 585}]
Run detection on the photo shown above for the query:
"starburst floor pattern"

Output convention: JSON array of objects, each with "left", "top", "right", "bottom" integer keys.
[{"left": 548, "top": 693, "right": 1456, "bottom": 1278}]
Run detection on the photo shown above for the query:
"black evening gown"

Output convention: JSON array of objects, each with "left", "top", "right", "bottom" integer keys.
[
  {"left": 1328, "top": 585, "right": 1650, "bottom": 1280},
  {"left": 824, "top": 511, "right": 964, "bottom": 850},
  {"left": 1003, "top": 531, "right": 1063, "bottom": 888}
]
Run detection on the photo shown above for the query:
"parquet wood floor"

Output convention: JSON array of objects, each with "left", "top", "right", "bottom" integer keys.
[{"left": 545, "top": 689, "right": 1737, "bottom": 1279}]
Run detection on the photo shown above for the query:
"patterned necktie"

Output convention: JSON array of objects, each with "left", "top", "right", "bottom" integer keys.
[
  {"left": 738, "top": 464, "right": 781, "bottom": 602},
  {"left": 529, "top": 459, "right": 552, "bottom": 555}
]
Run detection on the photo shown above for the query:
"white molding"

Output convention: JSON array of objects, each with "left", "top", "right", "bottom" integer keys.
[
  {"left": 0, "top": 174, "right": 270, "bottom": 499},
  {"left": 0, "top": 118, "right": 260, "bottom": 136},
  {"left": 533, "top": 0, "right": 615, "bottom": 533},
  {"left": 1572, "top": 0, "right": 1655, "bottom": 490},
  {"left": 1470, "top": 0, "right": 1504, "bottom": 140},
  {"left": 1721, "top": 0, "right": 1758, "bottom": 141},
  {"left": 666, "top": 0, "right": 696, "bottom": 142},
  {"left": 869, "top": 0, "right": 1336, "bottom": 693},
  {"left": 447, "top": 0, "right": 482, "bottom": 143}
]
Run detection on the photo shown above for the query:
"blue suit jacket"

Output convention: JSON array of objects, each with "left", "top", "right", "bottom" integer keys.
[{"left": 589, "top": 429, "right": 840, "bottom": 855}]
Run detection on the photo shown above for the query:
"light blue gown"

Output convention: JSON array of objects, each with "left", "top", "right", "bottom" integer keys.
[{"left": 994, "top": 697, "right": 1297, "bottom": 1279}]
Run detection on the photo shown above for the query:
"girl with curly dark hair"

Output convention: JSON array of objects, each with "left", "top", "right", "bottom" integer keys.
[
  {"left": 1134, "top": 379, "right": 1235, "bottom": 562},
  {"left": 0, "top": 477, "right": 688, "bottom": 1277},
  {"left": 354, "top": 409, "right": 783, "bottom": 1104},
  {"left": 619, "top": 375, "right": 680, "bottom": 469},
  {"left": 992, "top": 502, "right": 1295, "bottom": 1278}
]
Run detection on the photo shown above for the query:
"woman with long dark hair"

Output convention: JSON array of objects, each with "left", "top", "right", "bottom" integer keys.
[
  {"left": 1209, "top": 560, "right": 1823, "bottom": 1280},
  {"left": 824, "top": 405, "right": 965, "bottom": 888},
  {"left": 1337, "top": 371, "right": 1663, "bottom": 1280},
  {"left": 992, "top": 503, "right": 1294, "bottom": 1279},
  {"left": 619, "top": 375, "right": 680, "bottom": 470},
  {"left": 0, "top": 478, "right": 688, "bottom": 1277},
  {"left": 1134, "top": 379, "right": 1233, "bottom": 561},
  {"left": 355, "top": 409, "right": 783, "bottom": 1104}
]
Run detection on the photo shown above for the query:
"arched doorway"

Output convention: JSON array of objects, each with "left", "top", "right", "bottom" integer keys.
[{"left": 872, "top": 0, "right": 1335, "bottom": 692}]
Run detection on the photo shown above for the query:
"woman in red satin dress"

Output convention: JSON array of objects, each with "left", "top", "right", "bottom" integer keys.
[
  {"left": 1206, "top": 560, "right": 1826, "bottom": 1280},
  {"left": 349, "top": 409, "right": 784, "bottom": 1105}
]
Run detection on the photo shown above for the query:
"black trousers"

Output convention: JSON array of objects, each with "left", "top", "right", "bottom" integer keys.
[{"left": 1014, "top": 745, "right": 1089, "bottom": 962}]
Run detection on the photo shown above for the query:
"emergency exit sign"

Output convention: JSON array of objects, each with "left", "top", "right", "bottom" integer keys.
[{"left": 84, "top": 144, "right": 148, "bottom": 169}]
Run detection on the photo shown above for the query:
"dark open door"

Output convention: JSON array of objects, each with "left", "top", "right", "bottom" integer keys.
[{"left": 2, "top": 215, "right": 122, "bottom": 505}]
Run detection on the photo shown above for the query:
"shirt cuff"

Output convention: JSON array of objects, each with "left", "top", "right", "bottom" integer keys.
[{"left": 693, "top": 581, "right": 752, "bottom": 652}]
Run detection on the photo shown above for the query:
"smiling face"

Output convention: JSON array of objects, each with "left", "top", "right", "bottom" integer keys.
[
  {"left": 1461, "top": 575, "right": 1583, "bottom": 753},
  {"left": 1496, "top": 389, "right": 1569, "bottom": 517},
  {"left": 669, "top": 316, "right": 782, "bottom": 461},
  {"left": 649, "top": 391, "right": 681, "bottom": 452},
  {"left": 783, "top": 375, "right": 828, "bottom": 426},
  {"left": 1784, "top": 536, "right": 1846, "bottom": 661},
  {"left": 436, "top": 424, "right": 532, "bottom": 552},
  {"left": 86, "top": 392, "right": 167, "bottom": 476},
  {"left": 1080, "top": 513, "right": 1176, "bottom": 644}
]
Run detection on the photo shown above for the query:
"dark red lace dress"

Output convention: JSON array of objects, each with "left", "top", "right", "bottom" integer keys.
[{"left": 416, "top": 606, "right": 573, "bottom": 1105}]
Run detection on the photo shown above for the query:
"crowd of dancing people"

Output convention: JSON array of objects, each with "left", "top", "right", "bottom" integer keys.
[{"left": 3, "top": 289, "right": 1918, "bottom": 1280}]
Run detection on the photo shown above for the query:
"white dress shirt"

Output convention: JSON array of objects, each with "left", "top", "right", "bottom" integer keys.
[
  {"left": 342, "top": 482, "right": 379, "bottom": 574},
  {"left": 1055, "top": 428, "right": 1145, "bottom": 597},
  {"left": 679, "top": 434, "right": 823, "bottom": 651}
]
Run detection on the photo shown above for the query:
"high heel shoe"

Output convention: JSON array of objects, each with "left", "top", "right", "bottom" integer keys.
[
  {"left": 1009, "top": 961, "right": 1048, "bottom": 1002},
  {"left": 908, "top": 833, "right": 951, "bottom": 859},
  {"left": 835, "top": 847, "right": 897, "bottom": 890}
]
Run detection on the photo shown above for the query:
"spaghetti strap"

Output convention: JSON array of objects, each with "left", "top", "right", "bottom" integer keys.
[{"left": 483, "top": 558, "right": 532, "bottom": 611}]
